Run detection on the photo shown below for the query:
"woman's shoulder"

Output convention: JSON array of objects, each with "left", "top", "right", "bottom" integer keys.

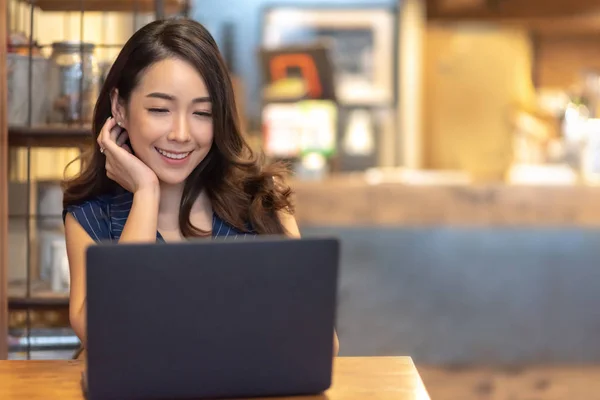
[
  {"left": 63, "top": 191, "right": 132, "bottom": 217},
  {"left": 212, "top": 212, "right": 258, "bottom": 239},
  {"left": 63, "top": 191, "right": 134, "bottom": 243}
]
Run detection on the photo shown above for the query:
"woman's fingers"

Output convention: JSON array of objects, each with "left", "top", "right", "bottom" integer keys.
[
  {"left": 109, "top": 124, "right": 122, "bottom": 143},
  {"left": 101, "top": 118, "right": 132, "bottom": 186},
  {"left": 116, "top": 130, "right": 129, "bottom": 147},
  {"left": 98, "top": 117, "right": 118, "bottom": 152},
  {"left": 98, "top": 117, "right": 113, "bottom": 146}
]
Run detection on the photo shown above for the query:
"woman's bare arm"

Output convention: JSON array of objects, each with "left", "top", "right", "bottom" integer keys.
[
  {"left": 65, "top": 214, "right": 95, "bottom": 346},
  {"left": 65, "top": 187, "right": 160, "bottom": 346},
  {"left": 278, "top": 210, "right": 340, "bottom": 356}
]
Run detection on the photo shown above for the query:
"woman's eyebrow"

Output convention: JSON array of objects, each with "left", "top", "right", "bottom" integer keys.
[{"left": 145, "top": 92, "right": 211, "bottom": 104}]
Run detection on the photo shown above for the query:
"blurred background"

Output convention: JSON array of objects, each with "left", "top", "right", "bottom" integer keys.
[{"left": 3, "top": 0, "right": 600, "bottom": 398}]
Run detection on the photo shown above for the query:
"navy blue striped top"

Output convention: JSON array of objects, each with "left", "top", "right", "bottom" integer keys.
[{"left": 63, "top": 191, "right": 257, "bottom": 243}]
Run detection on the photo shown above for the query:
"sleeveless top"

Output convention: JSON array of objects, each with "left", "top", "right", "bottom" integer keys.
[{"left": 62, "top": 191, "right": 258, "bottom": 243}]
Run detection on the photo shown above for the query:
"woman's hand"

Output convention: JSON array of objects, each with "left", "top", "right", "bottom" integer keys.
[{"left": 98, "top": 117, "right": 159, "bottom": 194}]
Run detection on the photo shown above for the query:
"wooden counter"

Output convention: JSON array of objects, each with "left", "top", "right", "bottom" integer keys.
[
  {"left": 0, "top": 357, "right": 429, "bottom": 400},
  {"left": 292, "top": 175, "right": 600, "bottom": 227}
]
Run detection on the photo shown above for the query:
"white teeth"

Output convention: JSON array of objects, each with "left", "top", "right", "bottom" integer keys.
[{"left": 156, "top": 148, "right": 190, "bottom": 160}]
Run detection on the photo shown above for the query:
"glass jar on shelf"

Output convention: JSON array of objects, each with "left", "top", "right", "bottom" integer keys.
[{"left": 48, "top": 41, "right": 101, "bottom": 124}]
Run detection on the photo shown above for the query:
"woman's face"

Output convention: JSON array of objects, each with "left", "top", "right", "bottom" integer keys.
[{"left": 114, "top": 57, "right": 214, "bottom": 186}]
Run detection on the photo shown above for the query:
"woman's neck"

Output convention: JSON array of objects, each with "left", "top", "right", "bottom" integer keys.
[
  {"left": 158, "top": 182, "right": 185, "bottom": 216},
  {"left": 157, "top": 182, "right": 211, "bottom": 231}
]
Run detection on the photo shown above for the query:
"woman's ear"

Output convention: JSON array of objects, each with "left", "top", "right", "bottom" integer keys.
[{"left": 110, "top": 89, "right": 126, "bottom": 127}]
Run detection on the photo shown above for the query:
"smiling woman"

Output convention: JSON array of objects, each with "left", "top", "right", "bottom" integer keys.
[
  {"left": 63, "top": 19, "right": 294, "bottom": 240},
  {"left": 57, "top": 19, "right": 344, "bottom": 354}
]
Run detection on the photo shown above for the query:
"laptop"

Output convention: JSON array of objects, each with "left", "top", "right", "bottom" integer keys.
[{"left": 83, "top": 237, "right": 340, "bottom": 400}]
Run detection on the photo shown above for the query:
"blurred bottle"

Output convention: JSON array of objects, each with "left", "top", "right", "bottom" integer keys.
[
  {"left": 343, "top": 109, "right": 375, "bottom": 156},
  {"left": 561, "top": 94, "right": 589, "bottom": 171},
  {"left": 581, "top": 70, "right": 600, "bottom": 118},
  {"left": 581, "top": 119, "right": 600, "bottom": 184}
]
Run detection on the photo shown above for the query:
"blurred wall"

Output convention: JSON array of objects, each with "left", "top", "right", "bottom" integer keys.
[
  {"left": 302, "top": 225, "right": 600, "bottom": 365},
  {"left": 191, "top": 0, "right": 398, "bottom": 120},
  {"left": 423, "top": 24, "right": 536, "bottom": 176}
]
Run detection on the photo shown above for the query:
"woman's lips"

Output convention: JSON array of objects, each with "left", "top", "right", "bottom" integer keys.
[{"left": 155, "top": 147, "right": 193, "bottom": 164}]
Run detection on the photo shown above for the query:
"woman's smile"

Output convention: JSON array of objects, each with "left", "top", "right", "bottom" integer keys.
[{"left": 155, "top": 146, "right": 194, "bottom": 165}]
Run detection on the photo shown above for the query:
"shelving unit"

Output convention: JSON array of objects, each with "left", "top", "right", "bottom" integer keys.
[{"left": 3, "top": 0, "right": 189, "bottom": 360}]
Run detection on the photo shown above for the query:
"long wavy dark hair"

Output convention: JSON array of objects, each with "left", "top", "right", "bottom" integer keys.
[{"left": 62, "top": 18, "right": 293, "bottom": 236}]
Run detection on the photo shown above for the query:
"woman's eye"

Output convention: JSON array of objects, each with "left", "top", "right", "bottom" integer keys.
[
  {"left": 149, "top": 108, "right": 169, "bottom": 113},
  {"left": 194, "top": 111, "right": 212, "bottom": 117}
]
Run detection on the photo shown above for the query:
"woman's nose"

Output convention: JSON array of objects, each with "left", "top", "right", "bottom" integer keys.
[{"left": 167, "top": 117, "right": 191, "bottom": 143}]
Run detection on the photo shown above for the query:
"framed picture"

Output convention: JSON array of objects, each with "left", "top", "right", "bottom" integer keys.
[{"left": 262, "top": 6, "right": 396, "bottom": 106}]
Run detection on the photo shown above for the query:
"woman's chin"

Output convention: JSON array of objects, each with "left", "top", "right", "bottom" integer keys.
[{"left": 155, "top": 171, "right": 189, "bottom": 186}]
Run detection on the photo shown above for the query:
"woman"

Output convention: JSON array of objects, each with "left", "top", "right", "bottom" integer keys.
[{"left": 62, "top": 18, "right": 339, "bottom": 356}]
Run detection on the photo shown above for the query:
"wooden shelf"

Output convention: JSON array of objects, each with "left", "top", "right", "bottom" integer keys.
[
  {"left": 8, "top": 125, "right": 92, "bottom": 148},
  {"left": 8, "top": 280, "right": 69, "bottom": 310},
  {"left": 17, "top": 0, "right": 185, "bottom": 13},
  {"left": 9, "top": 296, "right": 69, "bottom": 309},
  {"left": 427, "top": 0, "right": 600, "bottom": 20},
  {"left": 8, "top": 279, "right": 69, "bottom": 330}
]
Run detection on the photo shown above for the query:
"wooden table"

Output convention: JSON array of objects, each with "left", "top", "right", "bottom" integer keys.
[{"left": 0, "top": 357, "right": 430, "bottom": 399}]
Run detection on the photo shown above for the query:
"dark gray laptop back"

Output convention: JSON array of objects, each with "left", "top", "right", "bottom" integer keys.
[{"left": 86, "top": 237, "right": 339, "bottom": 400}]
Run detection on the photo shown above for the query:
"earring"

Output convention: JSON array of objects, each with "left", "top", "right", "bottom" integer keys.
[{"left": 117, "top": 121, "right": 122, "bottom": 127}]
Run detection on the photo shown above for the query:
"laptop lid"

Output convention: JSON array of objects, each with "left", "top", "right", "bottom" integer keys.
[{"left": 85, "top": 237, "right": 339, "bottom": 400}]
